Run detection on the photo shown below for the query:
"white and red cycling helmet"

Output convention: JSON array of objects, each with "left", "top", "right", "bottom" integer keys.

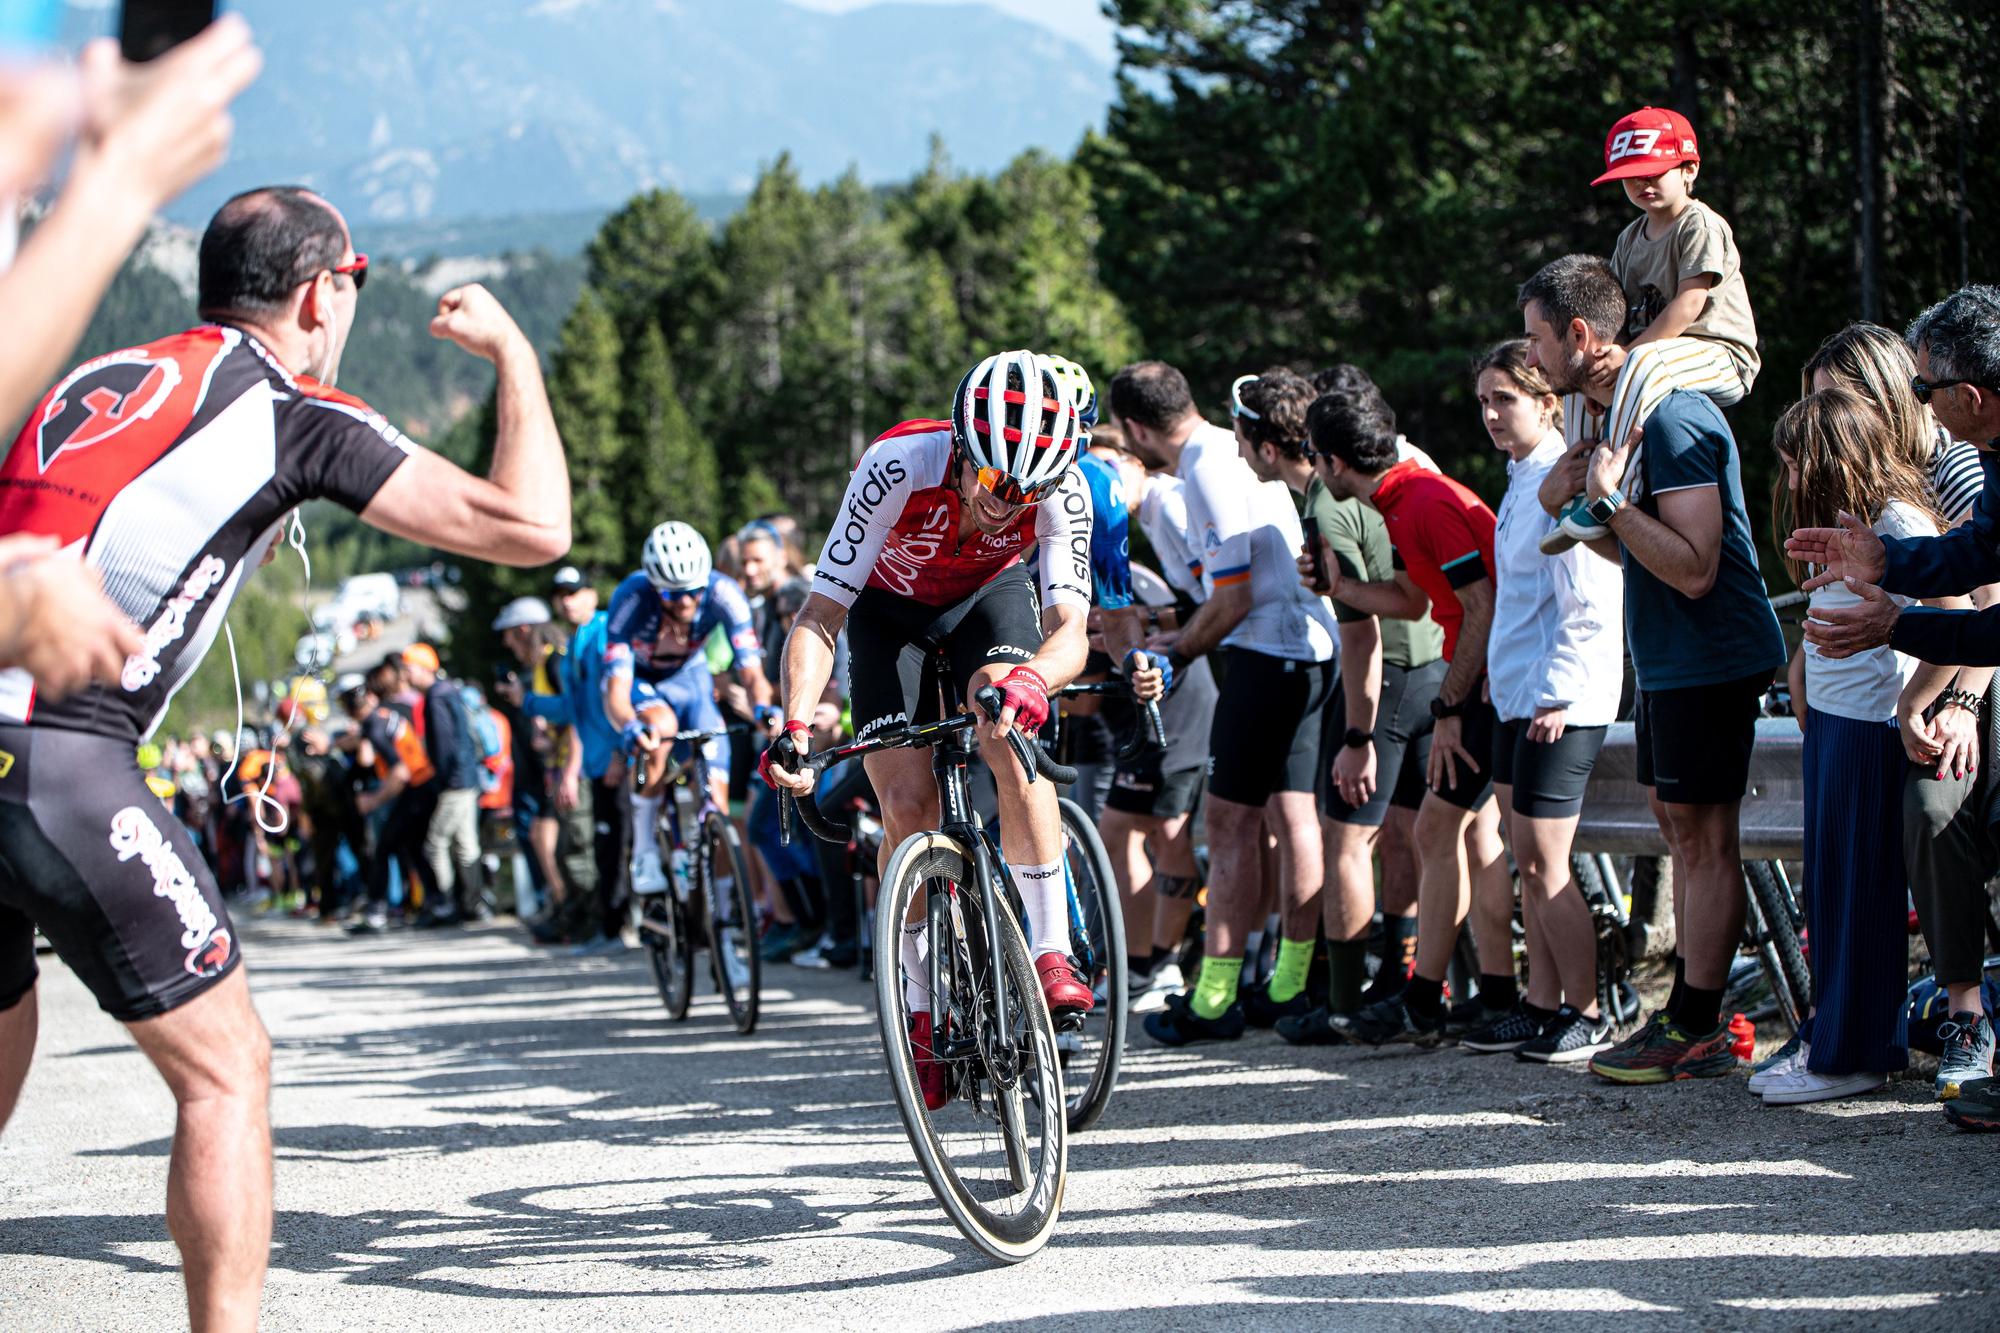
[
  {"left": 641, "top": 520, "right": 712, "bottom": 592},
  {"left": 950, "top": 350, "right": 1083, "bottom": 505}
]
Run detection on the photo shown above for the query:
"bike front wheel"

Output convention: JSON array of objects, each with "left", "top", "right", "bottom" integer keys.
[
  {"left": 701, "top": 810, "right": 761, "bottom": 1034},
  {"left": 875, "top": 831, "right": 1066, "bottom": 1263},
  {"left": 639, "top": 890, "right": 694, "bottom": 1020}
]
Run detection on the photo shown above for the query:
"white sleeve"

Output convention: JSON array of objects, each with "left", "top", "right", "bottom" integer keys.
[
  {"left": 1184, "top": 447, "right": 1254, "bottom": 587},
  {"left": 1036, "top": 467, "right": 1093, "bottom": 610},
  {"left": 811, "top": 437, "right": 922, "bottom": 608}
]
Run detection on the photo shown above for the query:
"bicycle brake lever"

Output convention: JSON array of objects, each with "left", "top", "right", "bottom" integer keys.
[{"left": 974, "top": 684, "right": 1043, "bottom": 785}]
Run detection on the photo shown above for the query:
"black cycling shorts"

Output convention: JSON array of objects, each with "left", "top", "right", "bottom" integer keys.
[
  {"left": 846, "top": 563, "right": 1044, "bottom": 742},
  {"left": 1321, "top": 659, "right": 1445, "bottom": 826},
  {"left": 0, "top": 725, "right": 241, "bottom": 1021},
  {"left": 1634, "top": 670, "right": 1773, "bottom": 806},
  {"left": 1105, "top": 752, "right": 1204, "bottom": 820},
  {"left": 1427, "top": 692, "right": 1497, "bottom": 812},
  {"left": 1206, "top": 647, "right": 1335, "bottom": 807},
  {"left": 1491, "top": 715, "right": 1609, "bottom": 818}
]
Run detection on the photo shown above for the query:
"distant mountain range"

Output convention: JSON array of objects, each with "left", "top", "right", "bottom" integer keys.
[{"left": 66, "top": 1, "right": 1113, "bottom": 227}]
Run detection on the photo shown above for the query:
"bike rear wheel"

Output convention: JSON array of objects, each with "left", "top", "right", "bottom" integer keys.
[
  {"left": 875, "top": 831, "right": 1066, "bottom": 1263},
  {"left": 702, "top": 810, "right": 761, "bottom": 1035},
  {"left": 1745, "top": 859, "right": 1810, "bottom": 1033},
  {"left": 1056, "top": 797, "right": 1125, "bottom": 1132}
]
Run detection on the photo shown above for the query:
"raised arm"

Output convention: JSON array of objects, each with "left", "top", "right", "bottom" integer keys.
[{"left": 360, "top": 286, "right": 569, "bottom": 567}]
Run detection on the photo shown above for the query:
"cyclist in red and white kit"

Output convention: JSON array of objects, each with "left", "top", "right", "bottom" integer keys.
[
  {"left": 0, "top": 187, "right": 568, "bottom": 1330},
  {"left": 760, "top": 349, "right": 1096, "bottom": 1109}
]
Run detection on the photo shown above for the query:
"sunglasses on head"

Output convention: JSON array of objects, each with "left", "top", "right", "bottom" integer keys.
[
  {"left": 1229, "top": 373, "right": 1261, "bottom": 420},
  {"left": 330, "top": 253, "right": 369, "bottom": 292},
  {"left": 1912, "top": 372, "right": 1989, "bottom": 405}
]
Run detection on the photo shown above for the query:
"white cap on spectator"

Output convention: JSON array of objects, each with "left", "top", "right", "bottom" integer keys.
[{"left": 492, "top": 596, "right": 553, "bottom": 632}]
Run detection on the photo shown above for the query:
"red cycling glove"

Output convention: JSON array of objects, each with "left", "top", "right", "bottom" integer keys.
[
  {"left": 757, "top": 721, "right": 813, "bottom": 790},
  {"left": 995, "top": 666, "right": 1051, "bottom": 733}
]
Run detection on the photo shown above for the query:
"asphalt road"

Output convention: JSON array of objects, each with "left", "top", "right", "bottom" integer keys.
[{"left": 4, "top": 918, "right": 1995, "bottom": 1330}]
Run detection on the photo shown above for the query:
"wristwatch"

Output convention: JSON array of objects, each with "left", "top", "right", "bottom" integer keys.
[
  {"left": 1343, "top": 727, "right": 1374, "bottom": 750},
  {"left": 1429, "top": 695, "right": 1464, "bottom": 720},
  {"left": 1584, "top": 488, "right": 1626, "bottom": 526}
]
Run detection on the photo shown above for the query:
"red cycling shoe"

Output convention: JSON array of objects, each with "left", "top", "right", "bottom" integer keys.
[
  {"left": 908, "top": 1011, "right": 950, "bottom": 1111},
  {"left": 1036, "top": 954, "right": 1094, "bottom": 1016}
]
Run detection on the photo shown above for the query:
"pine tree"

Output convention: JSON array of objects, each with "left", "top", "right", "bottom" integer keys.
[
  {"left": 545, "top": 289, "right": 628, "bottom": 578},
  {"left": 623, "top": 320, "right": 722, "bottom": 541}
]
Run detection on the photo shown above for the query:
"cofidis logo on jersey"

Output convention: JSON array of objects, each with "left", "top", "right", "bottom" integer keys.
[{"left": 35, "top": 351, "right": 183, "bottom": 472}]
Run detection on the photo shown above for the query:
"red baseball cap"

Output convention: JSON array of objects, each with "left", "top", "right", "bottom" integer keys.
[{"left": 1592, "top": 107, "right": 1700, "bottom": 186}]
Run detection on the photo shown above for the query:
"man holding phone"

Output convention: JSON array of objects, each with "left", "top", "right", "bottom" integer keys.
[{"left": 0, "top": 180, "right": 570, "bottom": 1330}]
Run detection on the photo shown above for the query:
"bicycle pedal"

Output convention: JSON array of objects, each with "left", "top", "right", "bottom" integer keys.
[{"left": 1054, "top": 1010, "right": 1085, "bottom": 1034}]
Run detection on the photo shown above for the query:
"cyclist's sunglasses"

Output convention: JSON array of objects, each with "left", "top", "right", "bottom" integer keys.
[
  {"left": 1912, "top": 373, "right": 1990, "bottom": 405},
  {"left": 662, "top": 585, "right": 704, "bottom": 603},
  {"left": 330, "top": 253, "right": 369, "bottom": 292},
  {"left": 975, "top": 464, "right": 1065, "bottom": 508}
]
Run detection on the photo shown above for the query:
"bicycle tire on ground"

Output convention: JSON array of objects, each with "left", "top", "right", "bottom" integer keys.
[
  {"left": 702, "top": 810, "right": 761, "bottom": 1035},
  {"left": 874, "top": 831, "right": 1066, "bottom": 1264},
  {"left": 1056, "top": 797, "right": 1126, "bottom": 1133},
  {"left": 640, "top": 890, "right": 694, "bottom": 1020}
]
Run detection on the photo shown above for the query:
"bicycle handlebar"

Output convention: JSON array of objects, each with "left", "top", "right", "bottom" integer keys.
[
  {"left": 1055, "top": 676, "right": 1169, "bottom": 760},
  {"left": 776, "top": 690, "right": 1077, "bottom": 847}
]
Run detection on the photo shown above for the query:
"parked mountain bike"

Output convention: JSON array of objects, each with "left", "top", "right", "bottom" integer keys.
[
  {"left": 630, "top": 729, "right": 761, "bottom": 1035},
  {"left": 780, "top": 681, "right": 1076, "bottom": 1263}
]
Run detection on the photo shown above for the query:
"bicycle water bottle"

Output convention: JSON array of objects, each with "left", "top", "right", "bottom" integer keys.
[{"left": 1727, "top": 1012, "right": 1755, "bottom": 1061}]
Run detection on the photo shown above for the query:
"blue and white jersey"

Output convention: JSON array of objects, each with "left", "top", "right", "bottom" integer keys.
[
  {"left": 1078, "top": 452, "right": 1134, "bottom": 611},
  {"left": 603, "top": 569, "right": 762, "bottom": 682}
]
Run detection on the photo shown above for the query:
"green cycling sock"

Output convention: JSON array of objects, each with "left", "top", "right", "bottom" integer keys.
[
  {"left": 1190, "top": 954, "right": 1241, "bottom": 1020},
  {"left": 1267, "top": 936, "right": 1315, "bottom": 1004}
]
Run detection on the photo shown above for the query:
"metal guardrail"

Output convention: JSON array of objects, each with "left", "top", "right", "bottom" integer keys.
[{"left": 1574, "top": 718, "right": 1804, "bottom": 862}]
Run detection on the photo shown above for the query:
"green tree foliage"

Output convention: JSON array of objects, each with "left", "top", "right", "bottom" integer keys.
[{"left": 1086, "top": 0, "right": 1998, "bottom": 513}]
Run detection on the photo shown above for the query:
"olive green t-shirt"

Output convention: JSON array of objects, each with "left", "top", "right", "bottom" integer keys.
[
  {"left": 1304, "top": 474, "right": 1444, "bottom": 669},
  {"left": 1610, "top": 198, "right": 1760, "bottom": 390}
]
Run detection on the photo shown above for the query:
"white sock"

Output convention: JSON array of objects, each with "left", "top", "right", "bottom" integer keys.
[
  {"left": 1012, "top": 858, "right": 1069, "bottom": 960},
  {"left": 901, "top": 922, "right": 929, "bottom": 1013},
  {"left": 630, "top": 792, "right": 661, "bottom": 845}
]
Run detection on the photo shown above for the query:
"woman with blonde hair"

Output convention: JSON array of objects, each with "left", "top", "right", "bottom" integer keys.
[
  {"left": 1757, "top": 387, "right": 1967, "bottom": 1106},
  {"left": 1791, "top": 323, "right": 1999, "bottom": 1102}
]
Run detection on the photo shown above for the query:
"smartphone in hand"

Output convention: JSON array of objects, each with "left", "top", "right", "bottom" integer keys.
[
  {"left": 1304, "top": 536, "right": 1331, "bottom": 594},
  {"left": 119, "top": 0, "right": 217, "bottom": 62}
]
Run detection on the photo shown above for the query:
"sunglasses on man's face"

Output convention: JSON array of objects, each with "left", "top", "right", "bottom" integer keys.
[
  {"left": 973, "top": 464, "right": 1065, "bottom": 508},
  {"left": 1910, "top": 373, "right": 1994, "bottom": 406},
  {"left": 330, "top": 253, "right": 369, "bottom": 293}
]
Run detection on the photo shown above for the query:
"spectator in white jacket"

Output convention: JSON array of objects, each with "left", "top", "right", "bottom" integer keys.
[{"left": 1478, "top": 339, "right": 1627, "bottom": 1065}]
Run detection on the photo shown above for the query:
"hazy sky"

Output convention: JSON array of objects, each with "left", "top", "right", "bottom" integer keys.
[{"left": 787, "top": 0, "right": 1117, "bottom": 63}]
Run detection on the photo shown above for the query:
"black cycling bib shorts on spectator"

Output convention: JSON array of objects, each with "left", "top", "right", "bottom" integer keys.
[{"left": 0, "top": 324, "right": 409, "bottom": 1017}]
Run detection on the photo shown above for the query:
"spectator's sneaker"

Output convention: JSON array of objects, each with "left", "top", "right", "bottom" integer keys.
[
  {"left": 908, "top": 1011, "right": 950, "bottom": 1111},
  {"left": 1759, "top": 1068, "right": 1886, "bottom": 1106},
  {"left": 1746, "top": 1034, "right": 1808, "bottom": 1096},
  {"left": 1589, "top": 1014, "right": 1739, "bottom": 1084},
  {"left": 569, "top": 933, "right": 625, "bottom": 957},
  {"left": 792, "top": 935, "right": 839, "bottom": 969},
  {"left": 1036, "top": 955, "right": 1094, "bottom": 1016},
  {"left": 630, "top": 846, "right": 669, "bottom": 896},
  {"left": 1539, "top": 495, "right": 1593, "bottom": 554},
  {"left": 1128, "top": 960, "right": 1183, "bottom": 1014},
  {"left": 1934, "top": 1012, "right": 1996, "bottom": 1102},
  {"left": 1240, "top": 980, "right": 1313, "bottom": 1029},
  {"left": 1275, "top": 1005, "right": 1349, "bottom": 1047},
  {"left": 345, "top": 909, "right": 388, "bottom": 936},
  {"left": 1460, "top": 1002, "right": 1547, "bottom": 1054},
  {"left": 1942, "top": 1076, "right": 2000, "bottom": 1131},
  {"left": 759, "top": 922, "right": 803, "bottom": 963},
  {"left": 1142, "top": 991, "right": 1247, "bottom": 1047},
  {"left": 1332, "top": 995, "right": 1447, "bottom": 1048},
  {"left": 1444, "top": 999, "right": 1508, "bottom": 1040},
  {"left": 1516, "top": 1006, "right": 1614, "bottom": 1064}
]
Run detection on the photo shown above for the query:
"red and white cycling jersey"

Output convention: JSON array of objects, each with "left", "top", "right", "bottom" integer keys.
[
  {"left": 811, "top": 421, "right": 1093, "bottom": 611},
  {"left": 0, "top": 325, "right": 411, "bottom": 741}
]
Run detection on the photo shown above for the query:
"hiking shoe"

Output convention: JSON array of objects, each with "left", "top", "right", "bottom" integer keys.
[
  {"left": 1142, "top": 991, "right": 1246, "bottom": 1047},
  {"left": 1760, "top": 1068, "right": 1886, "bottom": 1106},
  {"left": 1275, "top": 1005, "right": 1349, "bottom": 1047},
  {"left": 1517, "top": 1006, "right": 1613, "bottom": 1064},
  {"left": 908, "top": 1011, "right": 950, "bottom": 1111},
  {"left": 1240, "top": 980, "right": 1313, "bottom": 1029},
  {"left": 1460, "top": 1002, "right": 1547, "bottom": 1054},
  {"left": 1935, "top": 1012, "right": 1996, "bottom": 1102},
  {"left": 1942, "top": 1076, "right": 2000, "bottom": 1131},
  {"left": 1746, "top": 1034, "right": 1808, "bottom": 1095},
  {"left": 1588, "top": 1014, "right": 1739, "bottom": 1084},
  {"left": 1332, "top": 995, "right": 1447, "bottom": 1048}
]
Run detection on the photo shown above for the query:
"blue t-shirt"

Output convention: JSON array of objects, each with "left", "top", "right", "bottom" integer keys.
[
  {"left": 522, "top": 612, "right": 621, "bottom": 779},
  {"left": 1078, "top": 452, "right": 1133, "bottom": 610},
  {"left": 603, "top": 569, "right": 762, "bottom": 682},
  {"left": 1622, "top": 392, "right": 1786, "bottom": 690}
]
